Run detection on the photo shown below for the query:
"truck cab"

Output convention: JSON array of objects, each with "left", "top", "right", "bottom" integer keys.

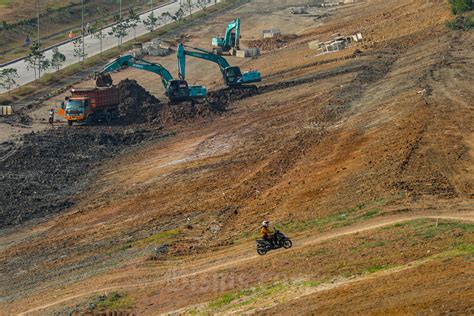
[{"left": 65, "top": 97, "right": 90, "bottom": 125}]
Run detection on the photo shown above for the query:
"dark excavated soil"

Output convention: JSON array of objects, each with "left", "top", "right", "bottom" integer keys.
[
  {"left": 0, "top": 126, "right": 165, "bottom": 227},
  {"left": 0, "top": 81, "right": 257, "bottom": 228},
  {"left": 117, "top": 79, "right": 163, "bottom": 124},
  {"left": 245, "top": 34, "right": 298, "bottom": 51}
]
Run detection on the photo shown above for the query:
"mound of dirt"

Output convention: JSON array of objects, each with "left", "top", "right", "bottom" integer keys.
[
  {"left": 1, "top": 108, "right": 32, "bottom": 126},
  {"left": 117, "top": 79, "right": 163, "bottom": 123},
  {"left": 160, "top": 88, "right": 258, "bottom": 123},
  {"left": 205, "top": 88, "right": 258, "bottom": 110},
  {"left": 0, "top": 126, "right": 161, "bottom": 227},
  {"left": 245, "top": 34, "right": 298, "bottom": 51}
]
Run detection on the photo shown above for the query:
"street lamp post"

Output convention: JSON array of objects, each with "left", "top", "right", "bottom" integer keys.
[
  {"left": 36, "top": 0, "right": 40, "bottom": 44},
  {"left": 36, "top": 0, "right": 41, "bottom": 77},
  {"left": 82, "top": 0, "right": 85, "bottom": 61},
  {"left": 119, "top": 0, "right": 122, "bottom": 45}
]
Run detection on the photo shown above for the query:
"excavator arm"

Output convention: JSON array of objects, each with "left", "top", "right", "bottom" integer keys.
[
  {"left": 96, "top": 54, "right": 174, "bottom": 89},
  {"left": 177, "top": 44, "right": 261, "bottom": 88},
  {"left": 97, "top": 54, "right": 206, "bottom": 102},
  {"left": 177, "top": 44, "right": 230, "bottom": 78}
]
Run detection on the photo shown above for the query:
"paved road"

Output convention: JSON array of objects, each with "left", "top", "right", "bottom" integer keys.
[{"left": 0, "top": 0, "right": 219, "bottom": 94}]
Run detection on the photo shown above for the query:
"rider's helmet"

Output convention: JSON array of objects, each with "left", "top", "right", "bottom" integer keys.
[{"left": 262, "top": 220, "right": 269, "bottom": 227}]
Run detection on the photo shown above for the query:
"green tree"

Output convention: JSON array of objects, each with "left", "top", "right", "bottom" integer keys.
[
  {"left": 51, "top": 49, "right": 66, "bottom": 70},
  {"left": 183, "top": 0, "right": 195, "bottom": 18},
  {"left": 109, "top": 15, "right": 130, "bottom": 47},
  {"left": 0, "top": 68, "right": 20, "bottom": 95},
  {"left": 144, "top": 11, "right": 159, "bottom": 32},
  {"left": 24, "top": 41, "right": 50, "bottom": 80},
  {"left": 127, "top": 8, "right": 141, "bottom": 40},
  {"left": 72, "top": 37, "right": 87, "bottom": 62}
]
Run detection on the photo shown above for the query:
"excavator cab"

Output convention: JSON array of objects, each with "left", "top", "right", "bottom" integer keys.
[
  {"left": 166, "top": 79, "right": 191, "bottom": 101},
  {"left": 223, "top": 66, "right": 243, "bottom": 86}
]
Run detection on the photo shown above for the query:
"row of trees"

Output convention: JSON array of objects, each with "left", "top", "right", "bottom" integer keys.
[
  {"left": 73, "top": 0, "right": 202, "bottom": 61},
  {"left": 1, "top": 0, "right": 214, "bottom": 95}
]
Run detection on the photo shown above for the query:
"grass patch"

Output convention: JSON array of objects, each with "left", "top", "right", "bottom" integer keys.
[
  {"left": 38, "top": 73, "right": 60, "bottom": 85},
  {"left": 60, "top": 63, "right": 84, "bottom": 77},
  {"left": 361, "top": 208, "right": 380, "bottom": 219},
  {"left": 452, "top": 242, "right": 474, "bottom": 254},
  {"left": 90, "top": 292, "right": 135, "bottom": 311},
  {"left": 14, "top": 85, "right": 35, "bottom": 97},
  {"left": 446, "top": 0, "right": 473, "bottom": 30},
  {"left": 208, "top": 293, "right": 237, "bottom": 308},
  {"left": 0, "top": 0, "right": 11, "bottom": 6},
  {"left": 302, "top": 280, "right": 321, "bottom": 287},
  {"left": 208, "top": 280, "right": 320, "bottom": 311},
  {"left": 208, "top": 283, "right": 288, "bottom": 310},
  {"left": 109, "top": 228, "right": 181, "bottom": 253},
  {"left": 134, "top": 228, "right": 180, "bottom": 247},
  {"left": 208, "top": 288, "right": 254, "bottom": 309},
  {"left": 364, "top": 264, "right": 389, "bottom": 273}
]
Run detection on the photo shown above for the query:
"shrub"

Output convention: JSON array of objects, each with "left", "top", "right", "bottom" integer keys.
[
  {"left": 449, "top": 0, "right": 473, "bottom": 15},
  {"left": 446, "top": 14, "right": 474, "bottom": 30},
  {"left": 38, "top": 73, "right": 59, "bottom": 85},
  {"left": 14, "top": 85, "right": 35, "bottom": 97}
]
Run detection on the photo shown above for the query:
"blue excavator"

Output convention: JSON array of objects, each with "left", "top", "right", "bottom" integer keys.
[
  {"left": 212, "top": 18, "right": 240, "bottom": 55},
  {"left": 177, "top": 44, "right": 261, "bottom": 90},
  {"left": 96, "top": 54, "right": 207, "bottom": 103}
]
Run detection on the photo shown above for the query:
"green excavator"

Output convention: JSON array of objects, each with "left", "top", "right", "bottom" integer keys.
[
  {"left": 212, "top": 18, "right": 240, "bottom": 55},
  {"left": 177, "top": 44, "right": 261, "bottom": 90},
  {"left": 96, "top": 54, "right": 207, "bottom": 103}
]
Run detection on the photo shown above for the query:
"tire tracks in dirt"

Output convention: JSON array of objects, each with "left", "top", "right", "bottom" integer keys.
[{"left": 17, "top": 211, "right": 474, "bottom": 315}]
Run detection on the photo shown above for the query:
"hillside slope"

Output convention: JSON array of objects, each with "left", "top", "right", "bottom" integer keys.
[{"left": 1, "top": 0, "right": 473, "bottom": 315}]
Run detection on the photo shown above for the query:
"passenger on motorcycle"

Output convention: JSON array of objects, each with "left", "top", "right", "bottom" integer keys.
[{"left": 260, "top": 220, "right": 274, "bottom": 245}]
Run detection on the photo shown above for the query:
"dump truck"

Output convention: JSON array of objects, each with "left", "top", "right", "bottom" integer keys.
[{"left": 61, "top": 87, "right": 120, "bottom": 126}]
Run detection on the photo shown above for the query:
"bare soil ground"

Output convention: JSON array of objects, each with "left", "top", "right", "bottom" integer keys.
[{"left": 1, "top": 0, "right": 473, "bottom": 315}]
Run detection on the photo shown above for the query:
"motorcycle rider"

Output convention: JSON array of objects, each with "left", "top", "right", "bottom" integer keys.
[
  {"left": 260, "top": 220, "right": 274, "bottom": 246},
  {"left": 49, "top": 107, "right": 55, "bottom": 125}
]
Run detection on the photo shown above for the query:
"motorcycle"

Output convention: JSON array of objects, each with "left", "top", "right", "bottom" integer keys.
[{"left": 256, "top": 229, "right": 292, "bottom": 255}]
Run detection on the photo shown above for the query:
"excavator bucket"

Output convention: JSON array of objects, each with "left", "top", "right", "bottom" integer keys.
[{"left": 95, "top": 73, "right": 113, "bottom": 87}]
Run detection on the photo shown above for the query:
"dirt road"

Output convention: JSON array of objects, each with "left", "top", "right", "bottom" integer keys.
[{"left": 17, "top": 212, "right": 474, "bottom": 315}]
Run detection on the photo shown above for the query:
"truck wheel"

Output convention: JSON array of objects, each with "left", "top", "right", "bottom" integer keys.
[
  {"left": 67, "top": 120, "right": 73, "bottom": 126},
  {"left": 105, "top": 111, "right": 112, "bottom": 123},
  {"left": 86, "top": 114, "right": 95, "bottom": 125},
  {"left": 111, "top": 110, "right": 119, "bottom": 120}
]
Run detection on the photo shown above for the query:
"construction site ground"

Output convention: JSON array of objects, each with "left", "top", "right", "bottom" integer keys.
[{"left": 1, "top": 0, "right": 473, "bottom": 315}]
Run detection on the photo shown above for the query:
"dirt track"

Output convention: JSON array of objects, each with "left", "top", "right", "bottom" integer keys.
[
  {"left": 16, "top": 212, "right": 474, "bottom": 315},
  {"left": 1, "top": 0, "right": 473, "bottom": 315}
]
